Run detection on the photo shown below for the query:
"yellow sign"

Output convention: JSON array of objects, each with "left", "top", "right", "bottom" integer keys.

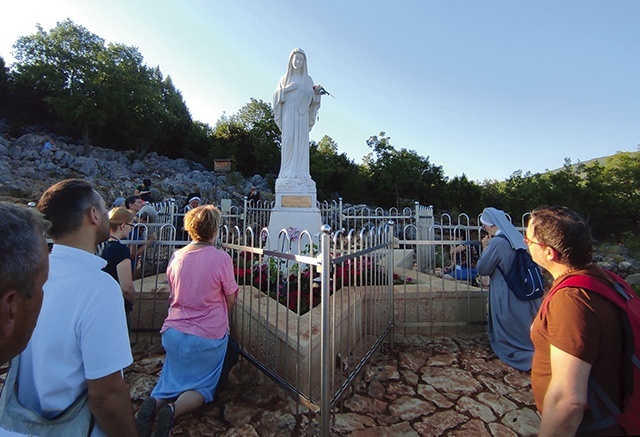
[
  {"left": 281, "top": 195, "right": 312, "bottom": 208},
  {"left": 213, "top": 159, "right": 231, "bottom": 174}
]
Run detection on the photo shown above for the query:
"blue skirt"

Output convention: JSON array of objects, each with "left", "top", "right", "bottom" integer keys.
[{"left": 151, "top": 328, "right": 228, "bottom": 403}]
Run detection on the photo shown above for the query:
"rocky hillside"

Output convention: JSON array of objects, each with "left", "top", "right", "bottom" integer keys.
[
  {"left": 0, "top": 133, "right": 272, "bottom": 208},
  {"left": 2, "top": 132, "right": 639, "bottom": 287}
]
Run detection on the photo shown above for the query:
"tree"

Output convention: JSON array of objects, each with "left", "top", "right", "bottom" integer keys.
[
  {"left": 443, "top": 175, "right": 483, "bottom": 216},
  {"left": 12, "top": 20, "right": 107, "bottom": 152},
  {"left": 183, "top": 121, "right": 214, "bottom": 165},
  {"left": 210, "top": 99, "right": 280, "bottom": 176},
  {"left": 365, "top": 132, "right": 445, "bottom": 208},
  {"left": 317, "top": 134, "right": 338, "bottom": 155},
  {"left": 157, "top": 75, "right": 192, "bottom": 158},
  {"left": 602, "top": 151, "right": 640, "bottom": 235},
  {"left": 235, "top": 98, "right": 280, "bottom": 175},
  {"left": 98, "top": 42, "right": 162, "bottom": 153},
  {"left": 310, "top": 135, "right": 360, "bottom": 201},
  {"left": 0, "top": 57, "right": 8, "bottom": 118}
]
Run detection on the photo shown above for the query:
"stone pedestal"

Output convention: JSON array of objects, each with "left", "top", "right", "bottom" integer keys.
[{"left": 267, "top": 177, "right": 323, "bottom": 250}]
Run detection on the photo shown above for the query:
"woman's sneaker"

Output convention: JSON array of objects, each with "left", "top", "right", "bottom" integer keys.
[
  {"left": 154, "top": 403, "right": 175, "bottom": 437},
  {"left": 135, "top": 397, "right": 156, "bottom": 437}
]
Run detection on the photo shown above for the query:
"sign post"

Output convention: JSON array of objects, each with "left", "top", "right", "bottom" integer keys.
[{"left": 212, "top": 159, "right": 231, "bottom": 204}]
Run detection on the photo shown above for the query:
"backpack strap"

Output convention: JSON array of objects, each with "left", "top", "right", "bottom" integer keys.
[
  {"left": 559, "top": 272, "right": 633, "bottom": 302},
  {"left": 544, "top": 270, "right": 634, "bottom": 433},
  {"left": 577, "top": 376, "right": 621, "bottom": 432},
  {"left": 540, "top": 271, "right": 629, "bottom": 319}
]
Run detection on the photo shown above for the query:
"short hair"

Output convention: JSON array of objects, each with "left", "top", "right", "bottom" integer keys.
[
  {"left": 143, "top": 178, "right": 151, "bottom": 186},
  {"left": 184, "top": 205, "right": 221, "bottom": 242},
  {"left": 37, "top": 179, "right": 101, "bottom": 239},
  {"left": 0, "top": 202, "right": 50, "bottom": 298},
  {"left": 108, "top": 207, "right": 134, "bottom": 231},
  {"left": 138, "top": 205, "right": 157, "bottom": 223},
  {"left": 530, "top": 205, "right": 593, "bottom": 268},
  {"left": 125, "top": 195, "right": 141, "bottom": 209}
]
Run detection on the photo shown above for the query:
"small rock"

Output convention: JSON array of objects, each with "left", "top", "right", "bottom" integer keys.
[
  {"left": 501, "top": 408, "right": 541, "bottom": 437},
  {"left": 388, "top": 395, "right": 436, "bottom": 421},
  {"left": 343, "top": 393, "right": 388, "bottom": 415},
  {"left": 416, "top": 384, "right": 454, "bottom": 408},
  {"left": 351, "top": 421, "right": 419, "bottom": 437},
  {"left": 451, "top": 418, "right": 492, "bottom": 437},
  {"left": 413, "top": 410, "right": 469, "bottom": 437},
  {"left": 421, "top": 367, "right": 482, "bottom": 396},
  {"left": 332, "top": 413, "right": 377, "bottom": 432},
  {"left": 456, "top": 396, "right": 498, "bottom": 422},
  {"left": 368, "top": 379, "right": 386, "bottom": 399},
  {"left": 426, "top": 352, "right": 457, "bottom": 367}
]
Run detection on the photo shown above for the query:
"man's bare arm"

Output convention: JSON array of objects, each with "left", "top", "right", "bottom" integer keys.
[
  {"left": 538, "top": 345, "right": 591, "bottom": 437},
  {"left": 87, "top": 371, "right": 138, "bottom": 437}
]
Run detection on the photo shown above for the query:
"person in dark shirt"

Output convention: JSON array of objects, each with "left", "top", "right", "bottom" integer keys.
[
  {"left": 100, "top": 207, "right": 135, "bottom": 327},
  {"left": 247, "top": 186, "right": 260, "bottom": 204},
  {"left": 134, "top": 178, "right": 155, "bottom": 203}
]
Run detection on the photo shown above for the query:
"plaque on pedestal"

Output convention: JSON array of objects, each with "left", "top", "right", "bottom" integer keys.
[{"left": 281, "top": 196, "right": 312, "bottom": 208}]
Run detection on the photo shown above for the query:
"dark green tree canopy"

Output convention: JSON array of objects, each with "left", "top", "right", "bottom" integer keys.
[
  {"left": 9, "top": 19, "right": 192, "bottom": 156},
  {"left": 364, "top": 132, "right": 445, "bottom": 208}
]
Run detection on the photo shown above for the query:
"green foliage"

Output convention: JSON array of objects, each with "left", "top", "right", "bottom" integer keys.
[
  {"left": 209, "top": 99, "right": 280, "bottom": 176},
  {"left": 622, "top": 232, "right": 640, "bottom": 259},
  {"left": 7, "top": 19, "right": 192, "bottom": 156},
  {"left": 442, "top": 174, "right": 484, "bottom": 216},
  {"left": 12, "top": 20, "right": 107, "bottom": 145},
  {"left": 364, "top": 132, "right": 445, "bottom": 208},
  {"left": 310, "top": 135, "right": 361, "bottom": 201},
  {"left": 476, "top": 151, "right": 640, "bottom": 239},
  {"left": 0, "top": 57, "right": 9, "bottom": 118}
]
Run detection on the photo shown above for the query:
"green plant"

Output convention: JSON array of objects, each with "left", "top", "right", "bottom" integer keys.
[
  {"left": 622, "top": 231, "right": 640, "bottom": 259},
  {"left": 632, "top": 283, "right": 640, "bottom": 299}
]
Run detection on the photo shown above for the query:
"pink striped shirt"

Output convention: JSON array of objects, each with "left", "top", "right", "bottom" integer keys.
[{"left": 161, "top": 245, "right": 238, "bottom": 339}]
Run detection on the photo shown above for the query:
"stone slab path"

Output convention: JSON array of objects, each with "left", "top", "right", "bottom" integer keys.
[{"left": 127, "top": 332, "right": 540, "bottom": 436}]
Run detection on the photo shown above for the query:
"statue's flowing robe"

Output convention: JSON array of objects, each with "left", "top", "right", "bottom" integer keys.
[{"left": 273, "top": 72, "right": 320, "bottom": 179}]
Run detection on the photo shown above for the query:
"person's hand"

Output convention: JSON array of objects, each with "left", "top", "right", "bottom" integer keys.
[{"left": 481, "top": 234, "right": 491, "bottom": 249}]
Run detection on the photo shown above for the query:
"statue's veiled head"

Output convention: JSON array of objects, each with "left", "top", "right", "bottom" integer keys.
[{"left": 288, "top": 48, "right": 307, "bottom": 75}]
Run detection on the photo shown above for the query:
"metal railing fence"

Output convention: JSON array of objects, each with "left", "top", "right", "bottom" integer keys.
[{"left": 125, "top": 209, "right": 533, "bottom": 435}]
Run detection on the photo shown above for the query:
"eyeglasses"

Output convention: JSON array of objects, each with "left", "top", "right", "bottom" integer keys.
[
  {"left": 124, "top": 222, "right": 135, "bottom": 228},
  {"left": 523, "top": 235, "right": 544, "bottom": 248}
]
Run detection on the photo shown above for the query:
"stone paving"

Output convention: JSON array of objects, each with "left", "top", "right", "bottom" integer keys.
[{"left": 126, "top": 332, "right": 540, "bottom": 436}]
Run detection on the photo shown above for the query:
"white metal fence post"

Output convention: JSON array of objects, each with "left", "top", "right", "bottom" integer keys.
[
  {"left": 319, "top": 224, "right": 332, "bottom": 436},
  {"left": 387, "top": 220, "right": 395, "bottom": 350}
]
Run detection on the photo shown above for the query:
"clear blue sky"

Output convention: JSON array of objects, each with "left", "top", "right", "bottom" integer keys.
[{"left": 2, "top": 1, "right": 638, "bottom": 181}]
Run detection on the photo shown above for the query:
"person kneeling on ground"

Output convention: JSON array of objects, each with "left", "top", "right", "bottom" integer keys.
[{"left": 136, "top": 205, "right": 238, "bottom": 437}]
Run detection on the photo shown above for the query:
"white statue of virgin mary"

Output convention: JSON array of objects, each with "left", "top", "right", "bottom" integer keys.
[{"left": 273, "top": 48, "right": 322, "bottom": 179}]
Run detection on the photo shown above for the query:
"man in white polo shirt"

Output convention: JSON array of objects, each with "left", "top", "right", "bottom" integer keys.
[{"left": 5, "top": 179, "right": 137, "bottom": 436}]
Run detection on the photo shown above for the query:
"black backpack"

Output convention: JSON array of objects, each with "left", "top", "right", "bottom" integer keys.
[{"left": 494, "top": 234, "right": 544, "bottom": 300}]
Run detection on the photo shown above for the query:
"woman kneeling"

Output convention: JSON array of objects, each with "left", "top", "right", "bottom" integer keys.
[{"left": 136, "top": 205, "right": 238, "bottom": 437}]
